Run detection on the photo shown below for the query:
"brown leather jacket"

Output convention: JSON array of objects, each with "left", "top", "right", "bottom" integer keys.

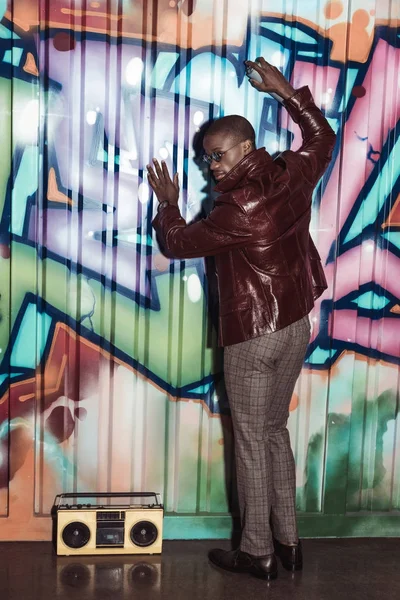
[{"left": 153, "top": 86, "right": 336, "bottom": 346}]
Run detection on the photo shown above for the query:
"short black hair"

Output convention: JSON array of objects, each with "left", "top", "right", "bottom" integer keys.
[{"left": 204, "top": 115, "right": 256, "bottom": 146}]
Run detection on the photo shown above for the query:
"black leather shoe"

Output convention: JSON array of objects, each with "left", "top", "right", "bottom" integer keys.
[
  {"left": 273, "top": 538, "right": 303, "bottom": 571},
  {"left": 208, "top": 548, "right": 278, "bottom": 580}
]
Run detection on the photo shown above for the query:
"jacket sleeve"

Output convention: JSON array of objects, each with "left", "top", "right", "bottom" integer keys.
[
  {"left": 283, "top": 86, "right": 337, "bottom": 185},
  {"left": 152, "top": 198, "right": 257, "bottom": 259}
]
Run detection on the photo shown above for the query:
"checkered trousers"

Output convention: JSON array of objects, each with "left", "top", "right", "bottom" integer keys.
[{"left": 224, "top": 316, "right": 311, "bottom": 556}]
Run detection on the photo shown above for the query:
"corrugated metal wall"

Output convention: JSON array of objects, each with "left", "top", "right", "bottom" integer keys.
[{"left": 0, "top": 0, "right": 399, "bottom": 540}]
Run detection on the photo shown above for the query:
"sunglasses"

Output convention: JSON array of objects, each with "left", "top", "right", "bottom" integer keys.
[{"left": 202, "top": 140, "right": 243, "bottom": 165}]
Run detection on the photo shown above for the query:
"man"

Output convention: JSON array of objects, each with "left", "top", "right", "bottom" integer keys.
[{"left": 147, "top": 57, "right": 336, "bottom": 581}]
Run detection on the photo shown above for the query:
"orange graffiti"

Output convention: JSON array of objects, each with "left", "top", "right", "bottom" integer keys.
[
  {"left": 47, "top": 168, "right": 73, "bottom": 206},
  {"left": 23, "top": 52, "right": 39, "bottom": 76},
  {"left": 19, "top": 393, "right": 35, "bottom": 403},
  {"left": 0, "top": 318, "right": 222, "bottom": 489},
  {"left": 324, "top": 1, "right": 344, "bottom": 21},
  {"left": 60, "top": 7, "right": 126, "bottom": 21},
  {"left": 5, "top": 1, "right": 398, "bottom": 59},
  {"left": 153, "top": 253, "right": 170, "bottom": 272},
  {"left": 1, "top": 446, "right": 53, "bottom": 540},
  {"left": 326, "top": 4, "right": 374, "bottom": 63},
  {"left": 289, "top": 393, "right": 299, "bottom": 412},
  {"left": 381, "top": 194, "right": 400, "bottom": 229},
  {"left": 4, "top": 0, "right": 247, "bottom": 49}
]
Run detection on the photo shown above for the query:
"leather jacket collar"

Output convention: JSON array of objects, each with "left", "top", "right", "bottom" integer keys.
[{"left": 214, "top": 147, "right": 274, "bottom": 194}]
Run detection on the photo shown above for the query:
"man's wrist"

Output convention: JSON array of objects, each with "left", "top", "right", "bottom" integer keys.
[
  {"left": 278, "top": 84, "right": 296, "bottom": 102},
  {"left": 158, "top": 200, "right": 170, "bottom": 212}
]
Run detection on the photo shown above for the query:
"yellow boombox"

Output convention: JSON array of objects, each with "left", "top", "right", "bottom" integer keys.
[{"left": 52, "top": 492, "right": 163, "bottom": 556}]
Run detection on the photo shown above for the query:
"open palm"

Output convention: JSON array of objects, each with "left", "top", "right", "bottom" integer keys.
[{"left": 147, "top": 159, "right": 179, "bottom": 206}]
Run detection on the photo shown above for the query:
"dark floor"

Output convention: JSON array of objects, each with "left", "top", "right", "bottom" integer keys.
[{"left": 1, "top": 539, "right": 400, "bottom": 600}]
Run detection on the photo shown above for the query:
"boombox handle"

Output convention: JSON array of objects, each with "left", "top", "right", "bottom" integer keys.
[{"left": 53, "top": 491, "right": 162, "bottom": 507}]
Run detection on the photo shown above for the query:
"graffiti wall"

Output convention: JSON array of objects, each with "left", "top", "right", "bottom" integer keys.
[{"left": 0, "top": 0, "right": 399, "bottom": 540}]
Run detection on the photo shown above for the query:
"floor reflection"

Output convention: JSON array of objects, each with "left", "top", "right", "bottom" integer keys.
[
  {"left": 56, "top": 555, "right": 161, "bottom": 598},
  {"left": 5, "top": 539, "right": 399, "bottom": 600}
]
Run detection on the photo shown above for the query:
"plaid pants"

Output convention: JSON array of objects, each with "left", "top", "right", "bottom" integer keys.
[{"left": 224, "top": 316, "right": 311, "bottom": 556}]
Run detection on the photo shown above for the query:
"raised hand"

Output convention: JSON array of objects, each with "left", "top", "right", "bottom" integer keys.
[
  {"left": 147, "top": 159, "right": 180, "bottom": 206},
  {"left": 245, "top": 57, "right": 295, "bottom": 101}
]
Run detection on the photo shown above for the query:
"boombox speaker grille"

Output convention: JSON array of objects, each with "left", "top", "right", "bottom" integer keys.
[
  {"left": 62, "top": 522, "right": 91, "bottom": 549},
  {"left": 130, "top": 562, "right": 159, "bottom": 586},
  {"left": 130, "top": 521, "right": 158, "bottom": 547}
]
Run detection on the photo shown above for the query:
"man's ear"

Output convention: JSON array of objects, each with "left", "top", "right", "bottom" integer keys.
[{"left": 243, "top": 140, "right": 253, "bottom": 155}]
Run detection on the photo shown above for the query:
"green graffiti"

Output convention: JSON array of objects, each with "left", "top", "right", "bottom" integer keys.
[
  {"left": 303, "top": 390, "right": 400, "bottom": 513},
  {"left": 0, "top": 241, "right": 218, "bottom": 389}
]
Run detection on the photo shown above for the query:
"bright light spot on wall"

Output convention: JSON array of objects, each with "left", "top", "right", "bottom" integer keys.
[
  {"left": 269, "top": 141, "right": 279, "bottom": 153},
  {"left": 126, "top": 57, "right": 144, "bottom": 86},
  {"left": 87, "top": 231, "right": 94, "bottom": 238},
  {"left": 193, "top": 110, "right": 204, "bottom": 126},
  {"left": 328, "top": 88, "right": 333, "bottom": 94},
  {"left": 130, "top": 149, "right": 138, "bottom": 160},
  {"left": 365, "top": 242, "right": 375, "bottom": 253},
  {"left": 187, "top": 273, "right": 202, "bottom": 303},
  {"left": 183, "top": 275, "right": 188, "bottom": 282},
  {"left": 107, "top": 145, "right": 116, "bottom": 172},
  {"left": 165, "top": 141, "right": 174, "bottom": 155},
  {"left": 321, "top": 92, "right": 332, "bottom": 107},
  {"left": 138, "top": 182, "right": 150, "bottom": 204},
  {"left": 271, "top": 51, "right": 285, "bottom": 69},
  {"left": 17, "top": 99, "right": 39, "bottom": 142},
  {"left": 86, "top": 110, "right": 97, "bottom": 125},
  {"left": 159, "top": 147, "right": 169, "bottom": 160}
]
